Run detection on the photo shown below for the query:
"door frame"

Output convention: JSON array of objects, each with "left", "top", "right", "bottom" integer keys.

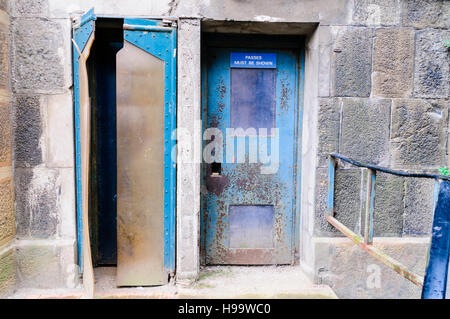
[
  {"left": 72, "top": 14, "right": 178, "bottom": 275},
  {"left": 200, "top": 34, "right": 306, "bottom": 265}
]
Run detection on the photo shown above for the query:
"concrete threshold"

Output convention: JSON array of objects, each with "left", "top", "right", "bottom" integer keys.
[{"left": 9, "top": 266, "right": 337, "bottom": 299}]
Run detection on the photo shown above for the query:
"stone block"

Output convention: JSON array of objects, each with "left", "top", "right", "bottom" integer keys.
[
  {"left": 0, "top": 0, "right": 8, "bottom": 12},
  {"left": 44, "top": 93, "right": 74, "bottom": 168},
  {"left": 391, "top": 99, "right": 448, "bottom": 168},
  {"left": 15, "top": 243, "right": 63, "bottom": 289},
  {"left": 10, "top": 0, "right": 49, "bottom": 17},
  {"left": 402, "top": 0, "right": 450, "bottom": 28},
  {"left": 0, "top": 178, "right": 14, "bottom": 245},
  {"left": 403, "top": 177, "right": 435, "bottom": 236},
  {"left": 317, "top": 26, "right": 332, "bottom": 97},
  {"left": 0, "top": 247, "right": 16, "bottom": 297},
  {"left": 314, "top": 237, "right": 429, "bottom": 298},
  {"left": 12, "top": 94, "right": 42, "bottom": 167},
  {"left": 332, "top": 27, "right": 372, "bottom": 97},
  {"left": 373, "top": 28, "right": 414, "bottom": 98},
  {"left": 57, "top": 168, "right": 76, "bottom": 239},
  {"left": 14, "top": 168, "right": 59, "bottom": 238},
  {"left": 0, "top": 99, "right": 11, "bottom": 164},
  {"left": 340, "top": 98, "right": 391, "bottom": 165},
  {"left": 373, "top": 172, "right": 404, "bottom": 237},
  {"left": 413, "top": 29, "right": 450, "bottom": 98},
  {"left": 315, "top": 168, "right": 362, "bottom": 236},
  {"left": 0, "top": 26, "right": 9, "bottom": 90},
  {"left": 10, "top": 18, "right": 65, "bottom": 93},
  {"left": 317, "top": 98, "right": 340, "bottom": 167},
  {"left": 352, "top": 0, "right": 401, "bottom": 26}
]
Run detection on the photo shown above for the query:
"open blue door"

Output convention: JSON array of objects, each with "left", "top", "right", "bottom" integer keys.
[
  {"left": 116, "top": 18, "right": 177, "bottom": 286},
  {"left": 72, "top": 8, "right": 96, "bottom": 296},
  {"left": 72, "top": 8, "right": 96, "bottom": 272}
]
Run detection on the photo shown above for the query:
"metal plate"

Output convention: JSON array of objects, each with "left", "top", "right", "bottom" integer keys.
[
  {"left": 229, "top": 205, "right": 274, "bottom": 249},
  {"left": 230, "top": 68, "right": 276, "bottom": 131},
  {"left": 116, "top": 40, "right": 165, "bottom": 286}
]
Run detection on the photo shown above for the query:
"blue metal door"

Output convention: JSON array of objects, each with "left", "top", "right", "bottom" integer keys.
[
  {"left": 204, "top": 48, "right": 299, "bottom": 264},
  {"left": 116, "top": 18, "right": 177, "bottom": 285}
]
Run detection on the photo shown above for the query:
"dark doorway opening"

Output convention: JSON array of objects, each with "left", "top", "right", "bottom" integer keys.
[{"left": 87, "top": 18, "right": 123, "bottom": 266}]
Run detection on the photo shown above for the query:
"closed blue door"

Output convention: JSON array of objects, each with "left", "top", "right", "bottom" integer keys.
[{"left": 204, "top": 48, "right": 299, "bottom": 264}]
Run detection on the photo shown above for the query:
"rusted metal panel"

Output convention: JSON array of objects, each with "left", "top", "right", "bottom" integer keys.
[
  {"left": 204, "top": 48, "right": 299, "bottom": 265},
  {"left": 116, "top": 40, "right": 165, "bottom": 286},
  {"left": 363, "top": 168, "right": 375, "bottom": 245}
]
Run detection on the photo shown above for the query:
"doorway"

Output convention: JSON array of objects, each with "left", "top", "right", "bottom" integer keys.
[
  {"left": 201, "top": 34, "right": 304, "bottom": 265},
  {"left": 73, "top": 14, "right": 177, "bottom": 287}
]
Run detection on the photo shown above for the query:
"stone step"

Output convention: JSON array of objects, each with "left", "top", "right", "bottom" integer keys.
[{"left": 8, "top": 266, "right": 338, "bottom": 299}]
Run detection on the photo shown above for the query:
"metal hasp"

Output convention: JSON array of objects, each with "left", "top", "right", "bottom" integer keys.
[
  {"left": 116, "top": 18, "right": 176, "bottom": 286},
  {"left": 326, "top": 153, "right": 450, "bottom": 296},
  {"left": 422, "top": 181, "right": 450, "bottom": 299}
]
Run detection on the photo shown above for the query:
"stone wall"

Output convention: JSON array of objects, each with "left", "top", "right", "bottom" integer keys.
[
  {"left": 0, "top": 0, "right": 15, "bottom": 297},
  {"left": 4, "top": 0, "right": 450, "bottom": 298},
  {"left": 8, "top": 0, "right": 77, "bottom": 291},
  {"left": 311, "top": 0, "right": 449, "bottom": 298}
]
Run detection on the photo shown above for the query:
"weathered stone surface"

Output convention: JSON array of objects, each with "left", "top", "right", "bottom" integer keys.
[
  {"left": 314, "top": 237, "right": 429, "bottom": 298},
  {"left": 0, "top": 247, "right": 16, "bottom": 297},
  {"left": 0, "top": 100, "right": 11, "bottom": 164},
  {"left": 373, "top": 172, "right": 404, "bottom": 236},
  {"left": 317, "top": 98, "right": 340, "bottom": 167},
  {"left": 10, "top": 0, "right": 49, "bottom": 17},
  {"left": 0, "top": 178, "right": 14, "bottom": 245},
  {"left": 14, "top": 168, "right": 59, "bottom": 238},
  {"left": 12, "top": 95, "right": 42, "bottom": 167},
  {"left": 177, "top": 18, "right": 201, "bottom": 281},
  {"left": 332, "top": 27, "right": 372, "bottom": 97},
  {"left": 402, "top": 0, "right": 450, "bottom": 28},
  {"left": 16, "top": 244, "right": 63, "bottom": 289},
  {"left": 340, "top": 98, "right": 391, "bottom": 165},
  {"left": 413, "top": 29, "right": 450, "bottom": 98},
  {"left": 11, "top": 18, "right": 65, "bottom": 92},
  {"left": 315, "top": 168, "right": 362, "bottom": 236},
  {"left": 352, "top": 0, "right": 401, "bottom": 26},
  {"left": 0, "top": 0, "right": 7, "bottom": 12},
  {"left": 373, "top": 28, "right": 414, "bottom": 98},
  {"left": 403, "top": 178, "right": 435, "bottom": 236},
  {"left": 0, "top": 27, "right": 9, "bottom": 90},
  {"left": 391, "top": 99, "right": 448, "bottom": 168},
  {"left": 44, "top": 93, "right": 74, "bottom": 168}
]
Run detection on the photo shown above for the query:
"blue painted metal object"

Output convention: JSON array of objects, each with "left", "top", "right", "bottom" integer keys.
[
  {"left": 72, "top": 8, "right": 96, "bottom": 271},
  {"left": 422, "top": 180, "right": 450, "bottom": 299},
  {"left": 326, "top": 155, "right": 335, "bottom": 217},
  {"left": 326, "top": 153, "right": 450, "bottom": 291},
  {"left": 204, "top": 48, "right": 299, "bottom": 264},
  {"left": 230, "top": 52, "right": 277, "bottom": 68},
  {"left": 123, "top": 19, "right": 177, "bottom": 273},
  {"left": 363, "top": 169, "right": 376, "bottom": 245}
]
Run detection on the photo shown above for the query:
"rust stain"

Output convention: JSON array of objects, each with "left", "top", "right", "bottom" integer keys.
[{"left": 280, "top": 78, "right": 291, "bottom": 112}]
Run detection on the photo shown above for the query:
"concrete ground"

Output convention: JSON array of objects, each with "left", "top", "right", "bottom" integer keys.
[{"left": 9, "top": 266, "right": 337, "bottom": 299}]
